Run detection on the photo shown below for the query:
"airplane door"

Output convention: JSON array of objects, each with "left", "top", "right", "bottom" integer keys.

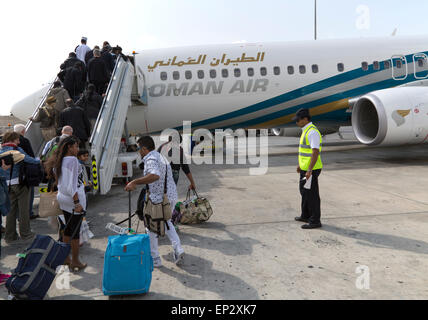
[
  {"left": 413, "top": 53, "right": 428, "bottom": 79},
  {"left": 391, "top": 55, "right": 408, "bottom": 81},
  {"left": 131, "top": 65, "right": 148, "bottom": 105}
]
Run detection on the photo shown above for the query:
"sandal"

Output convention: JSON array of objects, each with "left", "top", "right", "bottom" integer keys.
[
  {"left": 70, "top": 263, "right": 87, "bottom": 273},
  {"left": 63, "top": 258, "right": 72, "bottom": 267}
]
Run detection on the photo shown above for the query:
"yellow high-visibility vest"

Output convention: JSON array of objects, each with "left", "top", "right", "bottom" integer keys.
[{"left": 299, "top": 124, "right": 323, "bottom": 171}]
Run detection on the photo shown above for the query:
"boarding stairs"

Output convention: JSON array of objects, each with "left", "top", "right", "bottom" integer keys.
[
  {"left": 89, "top": 56, "right": 137, "bottom": 195},
  {"left": 24, "top": 54, "right": 147, "bottom": 196}
]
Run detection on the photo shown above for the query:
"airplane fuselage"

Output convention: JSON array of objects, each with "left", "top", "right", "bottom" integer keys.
[
  {"left": 126, "top": 36, "right": 428, "bottom": 135},
  {"left": 11, "top": 36, "right": 428, "bottom": 136}
]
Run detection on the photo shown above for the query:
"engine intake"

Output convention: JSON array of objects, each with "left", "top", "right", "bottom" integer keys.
[{"left": 352, "top": 87, "right": 428, "bottom": 146}]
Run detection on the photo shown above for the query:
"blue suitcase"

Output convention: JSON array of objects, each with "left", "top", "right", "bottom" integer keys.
[
  {"left": 102, "top": 234, "right": 153, "bottom": 296},
  {"left": 6, "top": 235, "right": 71, "bottom": 300}
]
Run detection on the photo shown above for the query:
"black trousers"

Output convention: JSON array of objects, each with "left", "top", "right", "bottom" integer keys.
[
  {"left": 92, "top": 81, "right": 108, "bottom": 96},
  {"left": 299, "top": 169, "right": 322, "bottom": 225},
  {"left": 62, "top": 211, "right": 83, "bottom": 240}
]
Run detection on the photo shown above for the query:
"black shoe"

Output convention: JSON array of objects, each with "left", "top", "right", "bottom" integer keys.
[
  {"left": 295, "top": 217, "right": 309, "bottom": 223},
  {"left": 30, "top": 214, "right": 40, "bottom": 220},
  {"left": 302, "top": 223, "right": 322, "bottom": 230}
]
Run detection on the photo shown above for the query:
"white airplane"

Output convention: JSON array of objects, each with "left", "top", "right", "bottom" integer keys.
[{"left": 11, "top": 35, "right": 428, "bottom": 147}]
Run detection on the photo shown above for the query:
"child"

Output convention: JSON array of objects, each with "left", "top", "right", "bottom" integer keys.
[{"left": 77, "top": 150, "right": 92, "bottom": 193}]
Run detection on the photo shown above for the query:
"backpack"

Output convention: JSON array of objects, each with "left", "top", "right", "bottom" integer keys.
[
  {"left": 41, "top": 107, "right": 55, "bottom": 128},
  {"left": 76, "top": 95, "right": 88, "bottom": 110},
  {"left": 41, "top": 137, "right": 60, "bottom": 162},
  {"left": 12, "top": 147, "right": 44, "bottom": 187},
  {"left": 19, "top": 163, "right": 44, "bottom": 187},
  {"left": 135, "top": 186, "right": 147, "bottom": 221}
]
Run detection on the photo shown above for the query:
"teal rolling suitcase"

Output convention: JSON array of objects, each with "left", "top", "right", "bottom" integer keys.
[{"left": 102, "top": 234, "right": 153, "bottom": 296}]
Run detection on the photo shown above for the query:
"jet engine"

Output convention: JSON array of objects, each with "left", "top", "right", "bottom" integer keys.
[{"left": 352, "top": 87, "right": 428, "bottom": 146}]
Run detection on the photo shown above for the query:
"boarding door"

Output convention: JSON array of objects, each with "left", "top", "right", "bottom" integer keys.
[
  {"left": 391, "top": 55, "right": 408, "bottom": 81},
  {"left": 413, "top": 53, "right": 428, "bottom": 79},
  {"left": 140, "top": 68, "right": 150, "bottom": 135}
]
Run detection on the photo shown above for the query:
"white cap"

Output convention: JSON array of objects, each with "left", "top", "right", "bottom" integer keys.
[{"left": 82, "top": 36, "right": 88, "bottom": 41}]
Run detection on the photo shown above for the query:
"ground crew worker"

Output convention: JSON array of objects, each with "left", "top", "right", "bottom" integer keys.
[{"left": 293, "top": 108, "right": 323, "bottom": 229}]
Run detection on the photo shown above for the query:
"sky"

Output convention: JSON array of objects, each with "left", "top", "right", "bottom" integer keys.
[{"left": 1, "top": 0, "right": 428, "bottom": 115}]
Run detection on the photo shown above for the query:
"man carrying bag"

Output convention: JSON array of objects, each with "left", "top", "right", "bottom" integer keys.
[{"left": 125, "top": 136, "right": 184, "bottom": 268}]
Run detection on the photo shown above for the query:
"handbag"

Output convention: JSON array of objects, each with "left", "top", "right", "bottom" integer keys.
[
  {"left": 38, "top": 192, "right": 62, "bottom": 218},
  {"left": 179, "top": 190, "right": 213, "bottom": 225},
  {"left": 143, "top": 165, "right": 172, "bottom": 236},
  {"left": 79, "top": 218, "right": 94, "bottom": 245}
]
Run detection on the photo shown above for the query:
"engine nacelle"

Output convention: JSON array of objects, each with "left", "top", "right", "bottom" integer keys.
[{"left": 352, "top": 87, "right": 428, "bottom": 146}]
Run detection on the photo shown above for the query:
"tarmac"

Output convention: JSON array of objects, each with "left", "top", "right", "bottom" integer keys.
[{"left": 1, "top": 128, "right": 428, "bottom": 300}]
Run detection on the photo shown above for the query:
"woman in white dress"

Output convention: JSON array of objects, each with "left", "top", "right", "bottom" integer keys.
[{"left": 53, "top": 136, "right": 87, "bottom": 272}]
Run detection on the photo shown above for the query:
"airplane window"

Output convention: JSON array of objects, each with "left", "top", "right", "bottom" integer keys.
[
  {"left": 373, "top": 61, "right": 380, "bottom": 71},
  {"left": 161, "top": 72, "right": 167, "bottom": 81},
  {"left": 362, "top": 62, "right": 369, "bottom": 71},
  {"left": 337, "top": 63, "right": 344, "bottom": 72},
  {"left": 248, "top": 68, "right": 255, "bottom": 77},
  {"left": 185, "top": 71, "right": 192, "bottom": 80},
  {"left": 198, "top": 70, "right": 205, "bottom": 79},
  {"left": 299, "top": 65, "right": 306, "bottom": 74},
  {"left": 312, "top": 65, "right": 319, "bottom": 74},
  {"left": 234, "top": 68, "right": 241, "bottom": 77},
  {"left": 396, "top": 60, "right": 402, "bottom": 69},
  {"left": 173, "top": 71, "right": 180, "bottom": 80},
  {"left": 288, "top": 66, "right": 295, "bottom": 75},
  {"left": 222, "top": 69, "right": 229, "bottom": 78},
  {"left": 260, "top": 67, "right": 267, "bottom": 76},
  {"left": 210, "top": 70, "right": 217, "bottom": 79},
  {"left": 274, "top": 67, "right": 281, "bottom": 75},
  {"left": 418, "top": 59, "right": 425, "bottom": 68},
  {"left": 384, "top": 60, "right": 391, "bottom": 69}
]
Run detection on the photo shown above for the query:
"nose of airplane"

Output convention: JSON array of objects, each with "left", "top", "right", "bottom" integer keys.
[{"left": 10, "top": 85, "right": 51, "bottom": 121}]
